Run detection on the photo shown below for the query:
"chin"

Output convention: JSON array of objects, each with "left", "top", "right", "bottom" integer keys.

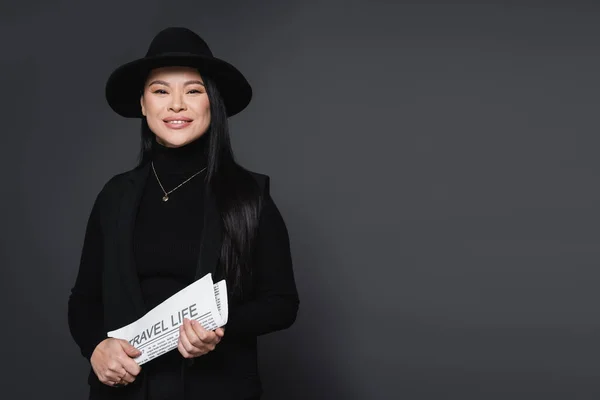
[{"left": 157, "top": 134, "right": 195, "bottom": 148}]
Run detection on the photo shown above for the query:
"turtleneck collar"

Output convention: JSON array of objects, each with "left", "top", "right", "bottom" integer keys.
[{"left": 151, "top": 135, "right": 209, "bottom": 176}]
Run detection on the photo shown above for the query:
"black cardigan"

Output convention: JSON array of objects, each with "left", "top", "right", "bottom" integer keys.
[{"left": 67, "top": 163, "right": 299, "bottom": 400}]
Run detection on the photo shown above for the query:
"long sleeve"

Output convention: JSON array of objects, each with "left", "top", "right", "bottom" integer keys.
[
  {"left": 225, "top": 191, "right": 300, "bottom": 337},
  {"left": 67, "top": 191, "right": 108, "bottom": 360}
]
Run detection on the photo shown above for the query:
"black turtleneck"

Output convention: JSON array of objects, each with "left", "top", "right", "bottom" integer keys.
[
  {"left": 132, "top": 136, "right": 210, "bottom": 397},
  {"left": 134, "top": 136, "right": 209, "bottom": 311}
]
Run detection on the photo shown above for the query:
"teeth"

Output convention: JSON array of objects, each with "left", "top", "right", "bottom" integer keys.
[{"left": 167, "top": 120, "right": 188, "bottom": 124}]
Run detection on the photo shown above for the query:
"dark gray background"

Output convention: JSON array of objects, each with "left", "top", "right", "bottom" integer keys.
[{"left": 2, "top": 1, "right": 600, "bottom": 399}]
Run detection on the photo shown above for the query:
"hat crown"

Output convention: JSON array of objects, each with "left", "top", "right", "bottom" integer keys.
[{"left": 145, "top": 27, "right": 213, "bottom": 58}]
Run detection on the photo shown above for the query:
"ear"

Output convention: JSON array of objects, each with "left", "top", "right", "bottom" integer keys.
[{"left": 140, "top": 94, "right": 146, "bottom": 116}]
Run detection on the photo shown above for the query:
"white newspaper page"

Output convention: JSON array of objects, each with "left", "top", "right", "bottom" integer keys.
[{"left": 107, "top": 273, "right": 228, "bottom": 365}]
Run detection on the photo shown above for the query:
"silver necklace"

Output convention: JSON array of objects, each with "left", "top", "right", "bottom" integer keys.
[{"left": 151, "top": 161, "right": 207, "bottom": 202}]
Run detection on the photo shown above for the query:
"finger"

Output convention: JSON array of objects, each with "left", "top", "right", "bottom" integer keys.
[
  {"left": 214, "top": 327, "right": 225, "bottom": 338},
  {"left": 178, "top": 338, "right": 192, "bottom": 358},
  {"left": 105, "top": 369, "right": 123, "bottom": 383},
  {"left": 119, "top": 340, "right": 142, "bottom": 358},
  {"left": 214, "top": 327, "right": 224, "bottom": 343},
  {"left": 120, "top": 357, "right": 142, "bottom": 377},
  {"left": 121, "top": 371, "right": 135, "bottom": 384},
  {"left": 191, "top": 319, "right": 217, "bottom": 344},
  {"left": 107, "top": 360, "right": 122, "bottom": 373},
  {"left": 99, "top": 375, "right": 112, "bottom": 386},
  {"left": 179, "top": 325, "right": 199, "bottom": 354},
  {"left": 112, "top": 367, "right": 127, "bottom": 380},
  {"left": 102, "top": 374, "right": 121, "bottom": 387},
  {"left": 183, "top": 318, "right": 203, "bottom": 347}
]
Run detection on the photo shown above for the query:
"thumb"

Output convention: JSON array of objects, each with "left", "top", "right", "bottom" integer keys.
[{"left": 119, "top": 340, "right": 142, "bottom": 357}]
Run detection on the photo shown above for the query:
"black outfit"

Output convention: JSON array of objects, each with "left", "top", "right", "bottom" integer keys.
[{"left": 68, "top": 137, "right": 299, "bottom": 400}]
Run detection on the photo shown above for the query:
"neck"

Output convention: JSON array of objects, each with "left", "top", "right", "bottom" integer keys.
[{"left": 151, "top": 135, "right": 209, "bottom": 176}]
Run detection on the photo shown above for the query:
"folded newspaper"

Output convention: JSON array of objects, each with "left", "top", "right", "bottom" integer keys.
[{"left": 107, "top": 273, "right": 228, "bottom": 365}]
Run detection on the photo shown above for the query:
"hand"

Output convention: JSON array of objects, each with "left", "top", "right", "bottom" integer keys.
[
  {"left": 177, "top": 318, "right": 225, "bottom": 358},
  {"left": 90, "top": 338, "right": 142, "bottom": 387}
]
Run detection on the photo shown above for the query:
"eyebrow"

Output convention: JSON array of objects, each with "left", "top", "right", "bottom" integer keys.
[{"left": 147, "top": 80, "right": 205, "bottom": 87}]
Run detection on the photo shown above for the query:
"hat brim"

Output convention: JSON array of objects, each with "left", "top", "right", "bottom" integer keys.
[{"left": 105, "top": 52, "right": 252, "bottom": 118}]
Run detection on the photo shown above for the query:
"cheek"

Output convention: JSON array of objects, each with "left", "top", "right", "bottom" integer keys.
[
  {"left": 142, "top": 99, "right": 161, "bottom": 118},
  {"left": 199, "top": 99, "right": 211, "bottom": 115},
  {"left": 194, "top": 100, "right": 211, "bottom": 121}
]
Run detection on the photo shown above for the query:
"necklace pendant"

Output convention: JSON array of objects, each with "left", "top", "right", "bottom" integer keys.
[{"left": 162, "top": 195, "right": 169, "bottom": 202}]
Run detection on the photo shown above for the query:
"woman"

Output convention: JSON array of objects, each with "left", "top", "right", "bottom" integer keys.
[{"left": 67, "top": 27, "right": 300, "bottom": 400}]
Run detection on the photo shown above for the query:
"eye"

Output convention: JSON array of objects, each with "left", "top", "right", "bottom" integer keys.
[
  {"left": 152, "top": 89, "right": 168, "bottom": 94},
  {"left": 188, "top": 89, "right": 203, "bottom": 94}
]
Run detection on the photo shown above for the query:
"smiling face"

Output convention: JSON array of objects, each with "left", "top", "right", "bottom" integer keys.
[{"left": 140, "top": 66, "right": 211, "bottom": 148}]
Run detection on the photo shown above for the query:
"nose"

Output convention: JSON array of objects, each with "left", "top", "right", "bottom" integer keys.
[{"left": 168, "top": 90, "right": 187, "bottom": 112}]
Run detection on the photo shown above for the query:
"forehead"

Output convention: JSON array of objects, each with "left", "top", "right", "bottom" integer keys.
[{"left": 145, "top": 66, "right": 204, "bottom": 83}]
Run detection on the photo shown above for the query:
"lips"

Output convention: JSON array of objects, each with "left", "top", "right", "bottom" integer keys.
[
  {"left": 163, "top": 117, "right": 193, "bottom": 129},
  {"left": 164, "top": 117, "right": 192, "bottom": 122}
]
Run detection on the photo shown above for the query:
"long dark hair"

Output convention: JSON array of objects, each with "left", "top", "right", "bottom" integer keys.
[{"left": 137, "top": 74, "right": 262, "bottom": 296}]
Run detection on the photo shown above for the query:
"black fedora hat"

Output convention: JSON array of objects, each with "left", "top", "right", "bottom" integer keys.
[{"left": 105, "top": 27, "right": 252, "bottom": 118}]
